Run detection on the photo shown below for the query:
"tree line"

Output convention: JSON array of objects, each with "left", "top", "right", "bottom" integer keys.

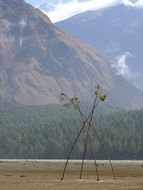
[{"left": 0, "top": 104, "right": 142, "bottom": 159}]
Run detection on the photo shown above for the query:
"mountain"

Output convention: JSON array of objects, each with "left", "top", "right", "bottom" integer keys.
[
  {"left": 0, "top": 0, "right": 143, "bottom": 108},
  {"left": 56, "top": 5, "right": 143, "bottom": 92}
]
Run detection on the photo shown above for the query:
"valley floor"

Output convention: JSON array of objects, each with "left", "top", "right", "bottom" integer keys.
[{"left": 0, "top": 160, "right": 143, "bottom": 190}]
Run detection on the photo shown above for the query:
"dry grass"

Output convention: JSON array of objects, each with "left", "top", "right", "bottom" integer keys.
[{"left": 0, "top": 161, "right": 143, "bottom": 190}]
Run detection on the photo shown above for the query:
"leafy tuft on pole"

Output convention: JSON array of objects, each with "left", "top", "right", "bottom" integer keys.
[{"left": 60, "top": 84, "right": 116, "bottom": 181}]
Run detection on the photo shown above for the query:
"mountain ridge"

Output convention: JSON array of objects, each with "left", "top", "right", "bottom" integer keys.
[
  {"left": 0, "top": 0, "right": 143, "bottom": 108},
  {"left": 56, "top": 4, "right": 143, "bottom": 92}
]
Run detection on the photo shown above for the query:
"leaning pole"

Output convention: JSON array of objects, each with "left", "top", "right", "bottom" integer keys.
[{"left": 60, "top": 85, "right": 116, "bottom": 181}]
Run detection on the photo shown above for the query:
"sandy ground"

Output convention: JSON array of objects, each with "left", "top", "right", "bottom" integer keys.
[{"left": 0, "top": 161, "right": 143, "bottom": 190}]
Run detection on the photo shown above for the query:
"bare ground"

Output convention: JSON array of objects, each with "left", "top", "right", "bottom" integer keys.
[{"left": 0, "top": 161, "right": 143, "bottom": 190}]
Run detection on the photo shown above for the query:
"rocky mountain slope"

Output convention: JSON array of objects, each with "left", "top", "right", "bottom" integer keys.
[
  {"left": 0, "top": 0, "right": 143, "bottom": 108},
  {"left": 56, "top": 5, "right": 143, "bottom": 91}
]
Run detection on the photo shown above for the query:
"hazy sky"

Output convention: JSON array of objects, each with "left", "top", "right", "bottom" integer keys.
[
  {"left": 25, "top": 0, "right": 143, "bottom": 22},
  {"left": 25, "top": 0, "right": 70, "bottom": 7}
]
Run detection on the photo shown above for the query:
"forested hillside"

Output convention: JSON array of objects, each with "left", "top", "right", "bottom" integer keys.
[{"left": 0, "top": 105, "right": 142, "bottom": 159}]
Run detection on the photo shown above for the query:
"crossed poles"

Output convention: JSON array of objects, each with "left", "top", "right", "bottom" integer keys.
[{"left": 60, "top": 85, "right": 116, "bottom": 181}]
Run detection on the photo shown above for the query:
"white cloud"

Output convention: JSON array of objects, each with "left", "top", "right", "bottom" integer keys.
[
  {"left": 123, "top": 0, "right": 135, "bottom": 6},
  {"left": 136, "top": 0, "right": 143, "bottom": 7},
  {"left": 42, "top": 0, "right": 120, "bottom": 22},
  {"left": 39, "top": 0, "right": 143, "bottom": 23},
  {"left": 112, "top": 52, "right": 143, "bottom": 92},
  {"left": 112, "top": 52, "right": 131, "bottom": 76}
]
